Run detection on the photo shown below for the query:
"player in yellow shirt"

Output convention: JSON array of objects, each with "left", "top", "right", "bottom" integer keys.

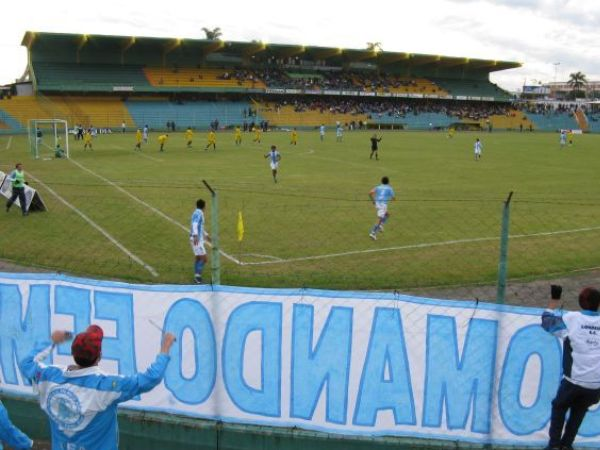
[
  {"left": 290, "top": 128, "right": 298, "bottom": 145},
  {"left": 158, "top": 134, "right": 168, "bottom": 152},
  {"left": 253, "top": 127, "right": 261, "bottom": 144},
  {"left": 447, "top": 127, "right": 455, "bottom": 139},
  {"left": 185, "top": 127, "right": 194, "bottom": 149},
  {"left": 83, "top": 130, "right": 93, "bottom": 150},
  {"left": 205, "top": 130, "right": 216, "bottom": 151},
  {"left": 567, "top": 130, "right": 574, "bottom": 147},
  {"left": 135, "top": 129, "right": 142, "bottom": 150},
  {"left": 234, "top": 126, "right": 242, "bottom": 146}
]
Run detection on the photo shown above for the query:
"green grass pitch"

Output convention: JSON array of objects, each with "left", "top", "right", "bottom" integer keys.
[{"left": 1, "top": 129, "right": 599, "bottom": 292}]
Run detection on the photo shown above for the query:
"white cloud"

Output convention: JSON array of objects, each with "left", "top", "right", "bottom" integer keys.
[{"left": 1, "top": 0, "right": 598, "bottom": 92}]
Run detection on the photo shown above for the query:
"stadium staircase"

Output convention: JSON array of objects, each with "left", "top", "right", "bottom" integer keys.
[
  {"left": 144, "top": 68, "right": 266, "bottom": 90},
  {"left": 575, "top": 109, "right": 589, "bottom": 132}
]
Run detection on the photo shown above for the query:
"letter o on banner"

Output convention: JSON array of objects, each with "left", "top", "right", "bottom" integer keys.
[
  {"left": 163, "top": 298, "right": 216, "bottom": 404},
  {"left": 499, "top": 325, "right": 562, "bottom": 435}
]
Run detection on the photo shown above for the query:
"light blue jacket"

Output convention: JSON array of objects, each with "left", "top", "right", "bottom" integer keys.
[{"left": 0, "top": 400, "right": 32, "bottom": 449}]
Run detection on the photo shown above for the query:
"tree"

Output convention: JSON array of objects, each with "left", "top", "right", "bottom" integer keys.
[
  {"left": 202, "top": 27, "right": 222, "bottom": 40},
  {"left": 366, "top": 42, "right": 383, "bottom": 52},
  {"left": 567, "top": 71, "right": 587, "bottom": 93}
]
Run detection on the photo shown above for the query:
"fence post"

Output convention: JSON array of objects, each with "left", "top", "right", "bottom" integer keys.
[
  {"left": 496, "top": 191, "right": 514, "bottom": 304},
  {"left": 203, "top": 180, "right": 221, "bottom": 285}
]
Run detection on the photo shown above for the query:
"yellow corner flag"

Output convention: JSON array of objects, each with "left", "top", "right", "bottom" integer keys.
[{"left": 237, "top": 211, "right": 244, "bottom": 242}]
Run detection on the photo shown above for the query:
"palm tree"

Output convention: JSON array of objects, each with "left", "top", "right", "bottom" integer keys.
[
  {"left": 202, "top": 27, "right": 222, "bottom": 40},
  {"left": 366, "top": 42, "right": 383, "bottom": 52},
  {"left": 567, "top": 71, "right": 587, "bottom": 92}
]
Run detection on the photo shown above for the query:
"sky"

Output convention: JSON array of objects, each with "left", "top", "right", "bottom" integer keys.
[{"left": 1, "top": 0, "right": 598, "bottom": 91}]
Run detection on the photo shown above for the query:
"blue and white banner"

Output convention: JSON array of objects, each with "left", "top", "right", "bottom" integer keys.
[{"left": 0, "top": 273, "right": 598, "bottom": 447}]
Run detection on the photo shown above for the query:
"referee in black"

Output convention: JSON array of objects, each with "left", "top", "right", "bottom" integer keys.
[{"left": 370, "top": 134, "right": 382, "bottom": 160}]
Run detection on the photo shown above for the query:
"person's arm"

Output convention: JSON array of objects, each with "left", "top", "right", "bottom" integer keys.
[
  {"left": 368, "top": 188, "right": 376, "bottom": 204},
  {"left": 191, "top": 215, "right": 200, "bottom": 246},
  {"left": 541, "top": 285, "right": 567, "bottom": 337},
  {"left": 112, "top": 333, "right": 175, "bottom": 403},
  {"left": 19, "top": 331, "right": 70, "bottom": 382},
  {"left": 0, "top": 401, "right": 33, "bottom": 449}
]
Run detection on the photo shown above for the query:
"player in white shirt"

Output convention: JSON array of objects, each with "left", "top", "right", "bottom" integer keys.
[
  {"left": 336, "top": 125, "right": 343, "bottom": 142},
  {"left": 542, "top": 285, "right": 600, "bottom": 450},
  {"left": 474, "top": 138, "right": 482, "bottom": 161},
  {"left": 319, "top": 124, "right": 325, "bottom": 142},
  {"left": 264, "top": 145, "right": 282, "bottom": 183},
  {"left": 190, "top": 199, "right": 208, "bottom": 284},
  {"left": 143, "top": 125, "right": 149, "bottom": 144},
  {"left": 560, "top": 130, "right": 567, "bottom": 148}
]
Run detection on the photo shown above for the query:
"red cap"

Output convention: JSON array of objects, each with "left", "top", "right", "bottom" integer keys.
[{"left": 71, "top": 325, "right": 104, "bottom": 366}]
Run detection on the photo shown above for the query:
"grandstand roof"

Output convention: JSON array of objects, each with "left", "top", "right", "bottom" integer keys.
[{"left": 22, "top": 31, "right": 521, "bottom": 73}]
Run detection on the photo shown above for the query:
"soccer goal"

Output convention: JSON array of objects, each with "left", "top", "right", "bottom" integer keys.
[{"left": 28, "top": 119, "right": 69, "bottom": 159}]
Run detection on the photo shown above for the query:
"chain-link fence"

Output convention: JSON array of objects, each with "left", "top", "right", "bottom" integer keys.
[{"left": 2, "top": 166, "right": 599, "bottom": 309}]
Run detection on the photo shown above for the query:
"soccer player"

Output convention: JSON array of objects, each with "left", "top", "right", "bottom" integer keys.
[
  {"left": 560, "top": 130, "right": 567, "bottom": 148},
  {"left": 0, "top": 401, "right": 32, "bottom": 449},
  {"left": 142, "top": 125, "right": 149, "bottom": 144},
  {"left": 5, "top": 163, "right": 28, "bottom": 216},
  {"left": 158, "top": 133, "right": 168, "bottom": 152},
  {"left": 121, "top": 121, "right": 126, "bottom": 133},
  {"left": 336, "top": 124, "right": 343, "bottom": 142},
  {"left": 368, "top": 176, "right": 395, "bottom": 240},
  {"left": 190, "top": 199, "right": 208, "bottom": 284},
  {"left": 542, "top": 285, "right": 600, "bottom": 450},
  {"left": 264, "top": 145, "right": 281, "bottom": 183},
  {"left": 567, "top": 130, "right": 574, "bottom": 147},
  {"left": 370, "top": 134, "right": 382, "bottom": 160},
  {"left": 474, "top": 138, "right": 482, "bottom": 161},
  {"left": 83, "top": 130, "right": 93, "bottom": 150},
  {"left": 205, "top": 130, "right": 216, "bottom": 150},
  {"left": 19, "top": 325, "right": 175, "bottom": 450},
  {"left": 447, "top": 127, "right": 455, "bottom": 138},
  {"left": 185, "top": 127, "right": 194, "bottom": 149},
  {"left": 135, "top": 128, "right": 142, "bottom": 150},
  {"left": 253, "top": 126, "right": 261, "bottom": 144},
  {"left": 319, "top": 124, "right": 325, "bottom": 142},
  {"left": 290, "top": 128, "right": 298, "bottom": 146},
  {"left": 234, "top": 126, "right": 242, "bottom": 146}
]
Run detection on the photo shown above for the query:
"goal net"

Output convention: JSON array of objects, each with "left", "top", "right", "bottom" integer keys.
[{"left": 28, "top": 119, "right": 69, "bottom": 160}]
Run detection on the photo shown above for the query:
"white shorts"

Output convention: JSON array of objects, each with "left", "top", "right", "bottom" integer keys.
[
  {"left": 375, "top": 202, "right": 388, "bottom": 219},
  {"left": 190, "top": 237, "right": 206, "bottom": 256},
  {"left": 475, "top": 149, "right": 481, "bottom": 155},
  {"left": 270, "top": 162, "right": 279, "bottom": 170}
]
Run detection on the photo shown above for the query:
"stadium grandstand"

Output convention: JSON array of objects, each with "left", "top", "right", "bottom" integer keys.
[{"left": 0, "top": 31, "right": 589, "bottom": 133}]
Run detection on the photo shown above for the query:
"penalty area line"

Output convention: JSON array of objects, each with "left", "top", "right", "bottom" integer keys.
[
  {"left": 27, "top": 171, "right": 159, "bottom": 277},
  {"left": 68, "top": 157, "right": 243, "bottom": 265},
  {"left": 240, "top": 224, "right": 600, "bottom": 266}
]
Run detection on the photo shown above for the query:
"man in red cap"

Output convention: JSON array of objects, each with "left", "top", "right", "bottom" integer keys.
[{"left": 19, "top": 325, "right": 175, "bottom": 450}]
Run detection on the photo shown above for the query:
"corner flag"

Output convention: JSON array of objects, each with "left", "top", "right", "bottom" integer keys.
[{"left": 237, "top": 211, "right": 244, "bottom": 242}]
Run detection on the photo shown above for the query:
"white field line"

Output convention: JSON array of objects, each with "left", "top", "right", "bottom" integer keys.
[
  {"left": 28, "top": 171, "right": 159, "bottom": 277},
  {"left": 5, "top": 137, "right": 12, "bottom": 150},
  {"left": 68, "top": 158, "right": 243, "bottom": 265},
  {"left": 239, "top": 225, "right": 600, "bottom": 266}
]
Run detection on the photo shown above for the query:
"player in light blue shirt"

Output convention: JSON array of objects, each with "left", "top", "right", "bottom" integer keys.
[
  {"left": 264, "top": 145, "right": 282, "bottom": 183},
  {"left": 368, "top": 176, "right": 396, "bottom": 240},
  {"left": 319, "top": 124, "right": 325, "bottom": 142},
  {"left": 190, "top": 199, "right": 208, "bottom": 283}
]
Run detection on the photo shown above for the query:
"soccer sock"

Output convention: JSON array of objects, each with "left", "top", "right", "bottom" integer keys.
[
  {"left": 194, "top": 260, "right": 205, "bottom": 276},
  {"left": 371, "top": 224, "right": 380, "bottom": 234}
]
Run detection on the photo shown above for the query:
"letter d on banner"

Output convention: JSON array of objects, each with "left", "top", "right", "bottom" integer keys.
[{"left": 223, "top": 302, "right": 282, "bottom": 417}]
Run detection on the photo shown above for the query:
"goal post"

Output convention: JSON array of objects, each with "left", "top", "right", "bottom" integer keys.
[{"left": 28, "top": 119, "right": 69, "bottom": 159}]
